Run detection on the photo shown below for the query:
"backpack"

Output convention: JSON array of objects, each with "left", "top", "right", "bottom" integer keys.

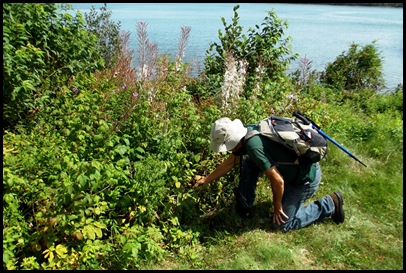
[{"left": 244, "top": 115, "right": 328, "bottom": 165}]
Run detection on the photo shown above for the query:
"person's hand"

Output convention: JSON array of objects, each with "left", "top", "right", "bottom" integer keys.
[
  {"left": 273, "top": 206, "right": 289, "bottom": 225},
  {"left": 193, "top": 175, "right": 206, "bottom": 188}
]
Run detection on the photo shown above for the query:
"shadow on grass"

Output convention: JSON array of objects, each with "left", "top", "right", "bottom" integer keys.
[
  {"left": 193, "top": 200, "right": 281, "bottom": 243},
  {"left": 191, "top": 199, "right": 334, "bottom": 245}
]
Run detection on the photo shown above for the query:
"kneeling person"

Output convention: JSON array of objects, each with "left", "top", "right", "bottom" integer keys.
[{"left": 193, "top": 117, "right": 344, "bottom": 232}]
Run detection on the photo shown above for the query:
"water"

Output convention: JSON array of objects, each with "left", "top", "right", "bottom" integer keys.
[{"left": 71, "top": 3, "right": 403, "bottom": 90}]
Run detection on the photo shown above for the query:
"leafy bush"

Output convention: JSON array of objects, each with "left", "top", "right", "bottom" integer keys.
[
  {"left": 365, "top": 86, "right": 403, "bottom": 114},
  {"left": 202, "top": 4, "right": 298, "bottom": 101},
  {"left": 320, "top": 41, "right": 384, "bottom": 93},
  {"left": 84, "top": 3, "right": 122, "bottom": 68},
  {"left": 3, "top": 3, "right": 104, "bottom": 130}
]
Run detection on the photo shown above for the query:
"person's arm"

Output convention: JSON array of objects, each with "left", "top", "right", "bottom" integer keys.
[
  {"left": 193, "top": 154, "right": 239, "bottom": 188},
  {"left": 264, "top": 166, "right": 289, "bottom": 225}
]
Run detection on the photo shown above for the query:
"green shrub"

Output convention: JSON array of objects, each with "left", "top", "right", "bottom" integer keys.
[
  {"left": 84, "top": 3, "right": 122, "bottom": 68},
  {"left": 202, "top": 4, "right": 298, "bottom": 100},
  {"left": 320, "top": 41, "right": 384, "bottom": 93},
  {"left": 3, "top": 3, "right": 104, "bottom": 130}
]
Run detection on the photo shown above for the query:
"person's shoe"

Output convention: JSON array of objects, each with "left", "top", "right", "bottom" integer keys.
[
  {"left": 233, "top": 188, "right": 253, "bottom": 219},
  {"left": 330, "top": 191, "right": 345, "bottom": 224},
  {"left": 236, "top": 201, "right": 253, "bottom": 219}
]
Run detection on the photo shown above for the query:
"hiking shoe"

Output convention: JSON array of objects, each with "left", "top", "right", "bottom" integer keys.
[
  {"left": 330, "top": 191, "right": 345, "bottom": 224},
  {"left": 236, "top": 201, "right": 253, "bottom": 219},
  {"left": 233, "top": 188, "right": 253, "bottom": 219}
]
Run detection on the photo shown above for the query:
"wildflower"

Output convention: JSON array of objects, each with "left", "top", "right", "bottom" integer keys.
[
  {"left": 122, "top": 84, "right": 128, "bottom": 90},
  {"left": 289, "top": 93, "right": 298, "bottom": 100},
  {"left": 132, "top": 92, "right": 139, "bottom": 99},
  {"left": 72, "top": 86, "right": 78, "bottom": 93},
  {"left": 220, "top": 52, "right": 247, "bottom": 108}
]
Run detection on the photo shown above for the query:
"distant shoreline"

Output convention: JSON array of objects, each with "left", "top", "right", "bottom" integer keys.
[{"left": 286, "top": 3, "right": 403, "bottom": 8}]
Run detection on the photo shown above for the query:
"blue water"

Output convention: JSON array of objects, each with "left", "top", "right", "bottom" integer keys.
[{"left": 71, "top": 3, "right": 403, "bottom": 90}]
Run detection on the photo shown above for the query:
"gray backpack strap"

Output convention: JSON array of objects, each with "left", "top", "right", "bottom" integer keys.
[
  {"left": 244, "top": 129, "right": 260, "bottom": 140},
  {"left": 275, "top": 159, "right": 299, "bottom": 166}
]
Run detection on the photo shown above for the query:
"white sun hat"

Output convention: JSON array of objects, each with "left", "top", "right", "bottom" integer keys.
[{"left": 210, "top": 117, "right": 248, "bottom": 153}]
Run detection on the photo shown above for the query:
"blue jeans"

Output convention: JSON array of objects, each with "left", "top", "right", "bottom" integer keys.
[{"left": 238, "top": 155, "right": 335, "bottom": 232}]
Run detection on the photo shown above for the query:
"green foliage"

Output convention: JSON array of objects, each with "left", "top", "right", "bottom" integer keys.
[
  {"left": 3, "top": 3, "right": 104, "bottom": 130},
  {"left": 365, "top": 85, "right": 403, "bottom": 114},
  {"left": 320, "top": 41, "right": 384, "bottom": 93},
  {"left": 84, "top": 3, "right": 122, "bottom": 68},
  {"left": 2, "top": 78, "right": 201, "bottom": 269},
  {"left": 362, "top": 89, "right": 403, "bottom": 158},
  {"left": 2, "top": 3, "right": 402, "bottom": 270},
  {"left": 202, "top": 4, "right": 298, "bottom": 99},
  {"left": 290, "top": 56, "right": 324, "bottom": 94}
]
